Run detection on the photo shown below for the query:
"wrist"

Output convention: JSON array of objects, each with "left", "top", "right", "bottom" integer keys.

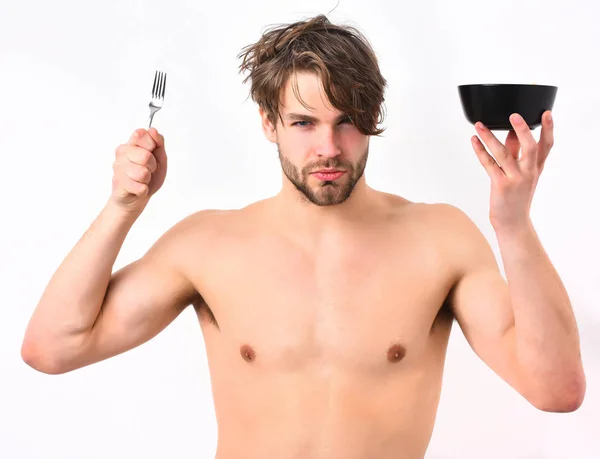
[
  {"left": 102, "top": 199, "right": 145, "bottom": 225},
  {"left": 493, "top": 220, "right": 541, "bottom": 260},
  {"left": 491, "top": 217, "right": 534, "bottom": 235}
]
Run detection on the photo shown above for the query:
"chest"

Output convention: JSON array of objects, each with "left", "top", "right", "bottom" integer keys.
[{"left": 192, "top": 228, "right": 456, "bottom": 371}]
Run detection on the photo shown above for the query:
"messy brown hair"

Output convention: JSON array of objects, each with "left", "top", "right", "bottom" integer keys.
[{"left": 238, "top": 15, "right": 387, "bottom": 136}]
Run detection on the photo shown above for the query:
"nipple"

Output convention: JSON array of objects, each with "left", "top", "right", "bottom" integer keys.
[
  {"left": 387, "top": 344, "right": 406, "bottom": 363},
  {"left": 240, "top": 344, "right": 256, "bottom": 362}
]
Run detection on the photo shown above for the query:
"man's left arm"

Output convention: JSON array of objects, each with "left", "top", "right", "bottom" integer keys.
[
  {"left": 444, "top": 205, "right": 585, "bottom": 413},
  {"left": 446, "top": 110, "right": 586, "bottom": 412}
]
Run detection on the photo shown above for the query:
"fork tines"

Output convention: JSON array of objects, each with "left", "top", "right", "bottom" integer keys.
[{"left": 152, "top": 70, "right": 167, "bottom": 99}]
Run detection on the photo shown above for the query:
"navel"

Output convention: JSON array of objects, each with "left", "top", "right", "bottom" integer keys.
[
  {"left": 386, "top": 343, "right": 407, "bottom": 363},
  {"left": 240, "top": 344, "right": 256, "bottom": 363}
]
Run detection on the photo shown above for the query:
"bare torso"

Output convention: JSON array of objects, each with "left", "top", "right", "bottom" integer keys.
[{"left": 180, "top": 192, "right": 459, "bottom": 459}]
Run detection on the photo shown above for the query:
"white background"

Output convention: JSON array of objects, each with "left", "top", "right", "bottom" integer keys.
[{"left": 1, "top": 0, "right": 599, "bottom": 458}]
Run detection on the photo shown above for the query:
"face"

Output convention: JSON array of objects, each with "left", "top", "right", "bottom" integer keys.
[{"left": 260, "top": 72, "right": 370, "bottom": 207}]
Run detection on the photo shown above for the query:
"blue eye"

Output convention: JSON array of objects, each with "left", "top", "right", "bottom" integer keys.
[
  {"left": 291, "top": 118, "right": 352, "bottom": 128},
  {"left": 292, "top": 121, "right": 311, "bottom": 127}
]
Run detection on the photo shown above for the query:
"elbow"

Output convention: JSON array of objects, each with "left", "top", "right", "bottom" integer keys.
[
  {"left": 535, "top": 394, "right": 585, "bottom": 413},
  {"left": 21, "top": 337, "right": 71, "bottom": 375},
  {"left": 531, "top": 375, "right": 587, "bottom": 413}
]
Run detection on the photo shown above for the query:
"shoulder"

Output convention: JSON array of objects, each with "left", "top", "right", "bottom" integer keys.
[
  {"left": 416, "top": 202, "right": 488, "bottom": 244},
  {"left": 423, "top": 203, "right": 498, "bottom": 274},
  {"left": 423, "top": 202, "right": 476, "bottom": 228},
  {"left": 374, "top": 191, "right": 477, "bottom": 226},
  {"left": 427, "top": 202, "right": 488, "bottom": 242},
  {"left": 393, "top": 200, "right": 479, "bottom": 232},
  {"left": 143, "top": 209, "right": 234, "bottom": 264},
  {"left": 157, "top": 202, "right": 265, "bottom": 255},
  {"left": 157, "top": 209, "right": 228, "bottom": 244},
  {"left": 384, "top": 196, "right": 495, "bottom": 264},
  {"left": 138, "top": 208, "right": 247, "bottom": 293},
  {"left": 380, "top": 194, "right": 466, "bottom": 229}
]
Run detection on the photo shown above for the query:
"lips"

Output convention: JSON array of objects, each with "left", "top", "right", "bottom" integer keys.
[{"left": 312, "top": 170, "right": 346, "bottom": 181}]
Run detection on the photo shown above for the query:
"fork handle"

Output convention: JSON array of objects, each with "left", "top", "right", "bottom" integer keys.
[{"left": 148, "top": 112, "right": 155, "bottom": 129}]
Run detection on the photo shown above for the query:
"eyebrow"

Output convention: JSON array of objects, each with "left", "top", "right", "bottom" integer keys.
[{"left": 284, "top": 113, "right": 351, "bottom": 123}]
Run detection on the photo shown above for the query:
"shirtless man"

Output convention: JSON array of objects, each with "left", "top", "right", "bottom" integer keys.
[{"left": 21, "top": 14, "right": 585, "bottom": 459}]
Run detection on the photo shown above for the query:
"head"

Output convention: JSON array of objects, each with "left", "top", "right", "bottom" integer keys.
[{"left": 238, "top": 15, "right": 387, "bottom": 206}]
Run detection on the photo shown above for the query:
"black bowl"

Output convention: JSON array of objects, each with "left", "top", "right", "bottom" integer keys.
[{"left": 458, "top": 84, "right": 557, "bottom": 130}]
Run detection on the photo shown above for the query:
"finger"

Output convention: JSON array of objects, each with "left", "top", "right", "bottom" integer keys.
[
  {"left": 471, "top": 136, "right": 505, "bottom": 182},
  {"left": 125, "top": 145, "right": 158, "bottom": 173},
  {"left": 537, "top": 110, "right": 554, "bottom": 168},
  {"left": 475, "top": 122, "right": 517, "bottom": 174},
  {"left": 124, "top": 164, "right": 152, "bottom": 184},
  {"left": 127, "top": 129, "right": 157, "bottom": 152},
  {"left": 147, "top": 128, "right": 167, "bottom": 167},
  {"left": 148, "top": 128, "right": 165, "bottom": 149},
  {"left": 122, "top": 178, "right": 149, "bottom": 197},
  {"left": 127, "top": 129, "right": 145, "bottom": 145},
  {"left": 505, "top": 130, "right": 520, "bottom": 160},
  {"left": 509, "top": 113, "right": 538, "bottom": 168},
  {"left": 114, "top": 173, "right": 148, "bottom": 196}
]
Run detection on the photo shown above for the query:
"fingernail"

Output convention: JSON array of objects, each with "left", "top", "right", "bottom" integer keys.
[
  {"left": 510, "top": 114, "right": 522, "bottom": 125},
  {"left": 548, "top": 111, "right": 553, "bottom": 122}
]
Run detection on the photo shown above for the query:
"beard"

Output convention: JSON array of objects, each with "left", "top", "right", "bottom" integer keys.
[{"left": 278, "top": 146, "right": 369, "bottom": 207}]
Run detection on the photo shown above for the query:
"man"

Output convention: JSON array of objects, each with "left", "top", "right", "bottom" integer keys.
[{"left": 22, "top": 14, "right": 585, "bottom": 459}]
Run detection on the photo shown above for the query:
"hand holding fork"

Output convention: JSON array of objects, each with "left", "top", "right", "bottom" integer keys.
[{"left": 108, "top": 70, "right": 168, "bottom": 213}]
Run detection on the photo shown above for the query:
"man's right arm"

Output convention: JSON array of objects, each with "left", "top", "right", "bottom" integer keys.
[
  {"left": 21, "top": 202, "right": 203, "bottom": 374},
  {"left": 21, "top": 127, "right": 202, "bottom": 374}
]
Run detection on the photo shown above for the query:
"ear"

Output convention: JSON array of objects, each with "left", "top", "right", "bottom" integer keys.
[{"left": 259, "top": 107, "right": 278, "bottom": 143}]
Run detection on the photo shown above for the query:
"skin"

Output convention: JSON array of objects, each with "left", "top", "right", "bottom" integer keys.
[{"left": 22, "top": 71, "right": 585, "bottom": 459}]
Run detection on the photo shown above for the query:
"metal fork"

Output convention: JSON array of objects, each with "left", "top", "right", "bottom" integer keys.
[{"left": 148, "top": 70, "right": 167, "bottom": 128}]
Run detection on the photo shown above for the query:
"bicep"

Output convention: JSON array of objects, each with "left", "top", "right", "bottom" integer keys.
[
  {"left": 80, "top": 256, "right": 197, "bottom": 366},
  {"left": 71, "top": 227, "right": 201, "bottom": 370},
  {"left": 450, "top": 259, "right": 514, "bottom": 349}
]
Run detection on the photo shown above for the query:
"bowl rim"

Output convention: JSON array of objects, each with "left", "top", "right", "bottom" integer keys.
[{"left": 458, "top": 83, "right": 557, "bottom": 90}]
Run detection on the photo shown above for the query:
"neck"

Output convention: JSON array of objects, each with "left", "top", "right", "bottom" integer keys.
[{"left": 270, "top": 174, "right": 376, "bottom": 237}]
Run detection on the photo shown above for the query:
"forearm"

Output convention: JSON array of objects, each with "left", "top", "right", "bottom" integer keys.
[
  {"left": 494, "top": 220, "right": 585, "bottom": 404},
  {"left": 24, "top": 201, "right": 141, "bottom": 347}
]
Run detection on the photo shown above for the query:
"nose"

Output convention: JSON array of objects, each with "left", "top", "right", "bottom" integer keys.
[{"left": 315, "top": 127, "right": 342, "bottom": 158}]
